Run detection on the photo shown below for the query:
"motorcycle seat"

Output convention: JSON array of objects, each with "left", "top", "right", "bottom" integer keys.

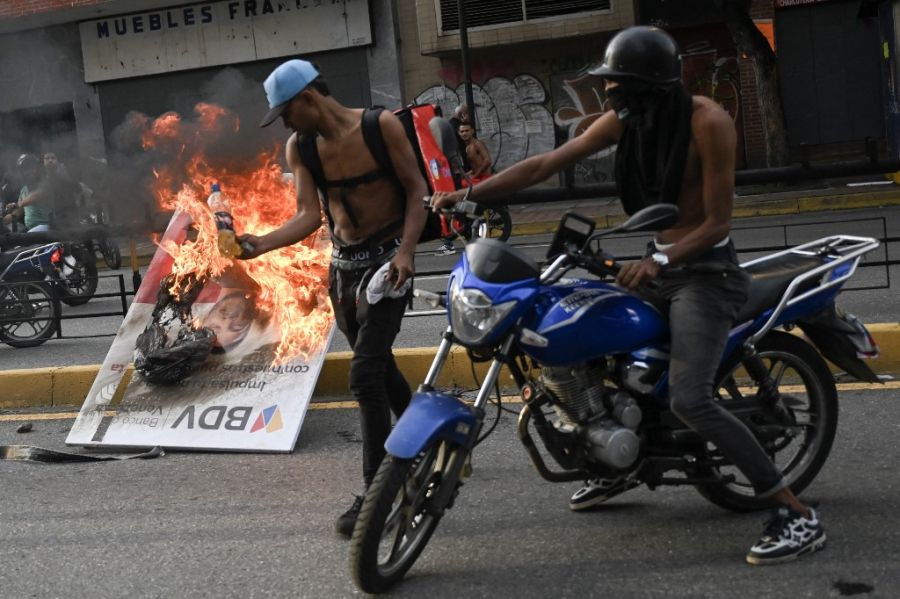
[{"left": 735, "top": 253, "right": 828, "bottom": 323}]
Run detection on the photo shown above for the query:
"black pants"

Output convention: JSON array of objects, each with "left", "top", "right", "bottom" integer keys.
[
  {"left": 329, "top": 263, "right": 412, "bottom": 487},
  {"left": 655, "top": 246, "right": 787, "bottom": 498}
]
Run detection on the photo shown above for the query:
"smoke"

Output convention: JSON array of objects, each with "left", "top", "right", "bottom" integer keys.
[
  {"left": 103, "top": 68, "right": 289, "bottom": 231},
  {"left": 0, "top": 24, "right": 88, "bottom": 192}
]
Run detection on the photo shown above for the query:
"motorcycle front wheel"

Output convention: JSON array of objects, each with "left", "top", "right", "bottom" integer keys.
[
  {"left": 697, "top": 331, "right": 838, "bottom": 512},
  {"left": 350, "top": 440, "right": 461, "bottom": 593},
  {"left": 0, "top": 282, "right": 58, "bottom": 347},
  {"left": 101, "top": 241, "right": 122, "bottom": 270}
]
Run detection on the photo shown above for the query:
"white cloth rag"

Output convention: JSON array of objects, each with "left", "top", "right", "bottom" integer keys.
[{"left": 365, "top": 261, "right": 412, "bottom": 304}]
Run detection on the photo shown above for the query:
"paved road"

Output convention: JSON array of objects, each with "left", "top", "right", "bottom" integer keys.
[
  {"left": 2, "top": 206, "right": 898, "bottom": 371},
  {"left": 0, "top": 384, "right": 897, "bottom": 598}
]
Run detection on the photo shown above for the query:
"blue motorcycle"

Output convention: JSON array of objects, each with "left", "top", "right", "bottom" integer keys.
[
  {"left": 349, "top": 202, "right": 881, "bottom": 592},
  {"left": 0, "top": 240, "right": 62, "bottom": 347}
]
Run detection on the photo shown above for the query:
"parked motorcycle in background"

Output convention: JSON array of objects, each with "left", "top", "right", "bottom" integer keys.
[
  {"left": 0, "top": 241, "right": 62, "bottom": 347},
  {"left": 347, "top": 119, "right": 883, "bottom": 593}
]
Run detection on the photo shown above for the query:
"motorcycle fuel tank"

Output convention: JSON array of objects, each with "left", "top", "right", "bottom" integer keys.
[{"left": 521, "top": 280, "right": 667, "bottom": 366}]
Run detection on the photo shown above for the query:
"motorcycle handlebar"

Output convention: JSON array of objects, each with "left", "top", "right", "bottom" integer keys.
[{"left": 422, "top": 195, "right": 481, "bottom": 217}]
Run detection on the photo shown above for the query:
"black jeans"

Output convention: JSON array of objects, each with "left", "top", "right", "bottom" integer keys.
[
  {"left": 329, "top": 262, "right": 412, "bottom": 487},
  {"left": 655, "top": 247, "right": 787, "bottom": 498}
]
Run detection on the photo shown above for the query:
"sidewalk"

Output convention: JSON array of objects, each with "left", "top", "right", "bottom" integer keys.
[
  {"left": 507, "top": 181, "right": 900, "bottom": 236},
  {"left": 5, "top": 181, "right": 899, "bottom": 410}
]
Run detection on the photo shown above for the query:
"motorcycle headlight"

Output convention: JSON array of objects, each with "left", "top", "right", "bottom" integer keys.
[{"left": 449, "top": 279, "right": 517, "bottom": 346}]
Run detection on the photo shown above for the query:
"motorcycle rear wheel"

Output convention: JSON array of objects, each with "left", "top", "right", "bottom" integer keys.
[
  {"left": 0, "top": 282, "right": 58, "bottom": 347},
  {"left": 697, "top": 332, "right": 838, "bottom": 512},
  {"left": 350, "top": 441, "right": 459, "bottom": 593},
  {"left": 58, "top": 247, "right": 98, "bottom": 307}
]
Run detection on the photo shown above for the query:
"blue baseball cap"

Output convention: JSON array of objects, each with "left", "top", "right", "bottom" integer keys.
[{"left": 259, "top": 59, "right": 320, "bottom": 127}]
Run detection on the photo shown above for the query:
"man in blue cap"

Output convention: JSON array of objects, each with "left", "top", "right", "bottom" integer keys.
[{"left": 241, "top": 59, "right": 428, "bottom": 537}]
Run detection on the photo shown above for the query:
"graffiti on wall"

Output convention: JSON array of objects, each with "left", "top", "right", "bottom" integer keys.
[
  {"left": 415, "top": 74, "right": 556, "bottom": 173},
  {"left": 550, "top": 34, "right": 745, "bottom": 184},
  {"left": 552, "top": 71, "right": 616, "bottom": 184},
  {"left": 415, "top": 26, "right": 744, "bottom": 184}
]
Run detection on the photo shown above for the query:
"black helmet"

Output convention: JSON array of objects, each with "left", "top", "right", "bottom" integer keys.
[
  {"left": 16, "top": 153, "right": 40, "bottom": 170},
  {"left": 590, "top": 26, "right": 682, "bottom": 85}
]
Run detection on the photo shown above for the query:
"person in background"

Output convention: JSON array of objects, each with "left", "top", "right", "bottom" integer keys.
[
  {"left": 42, "top": 151, "right": 83, "bottom": 226},
  {"left": 449, "top": 103, "right": 472, "bottom": 174},
  {"left": 11, "top": 153, "right": 52, "bottom": 232},
  {"left": 459, "top": 123, "right": 492, "bottom": 181}
]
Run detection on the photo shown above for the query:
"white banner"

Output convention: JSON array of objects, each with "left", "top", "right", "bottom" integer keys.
[
  {"left": 79, "top": 0, "right": 372, "bottom": 82},
  {"left": 66, "top": 212, "right": 335, "bottom": 452}
]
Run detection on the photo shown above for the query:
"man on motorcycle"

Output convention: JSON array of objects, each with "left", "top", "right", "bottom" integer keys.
[
  {"left": 431, "top": 26, "right": 824, "bottom": 565},
  {"left": 240, "top": 59, "right": 428, "bottom": 538},
  {"left": 8, "top": 154, "right": 52, "bottom": 232}
]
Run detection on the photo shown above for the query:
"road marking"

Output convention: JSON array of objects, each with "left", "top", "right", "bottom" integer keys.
[{"left": 0, "top": 381, "right": 895, "bottom": 423}]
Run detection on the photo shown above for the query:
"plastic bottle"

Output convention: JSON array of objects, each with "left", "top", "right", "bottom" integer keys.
[{"left": 206, "top": 183, "right": 243, "bottom": 258}]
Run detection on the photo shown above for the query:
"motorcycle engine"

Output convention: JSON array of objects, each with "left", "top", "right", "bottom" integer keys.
[{"left": 540, "top": 364, "right": 642, "bottom": 470}]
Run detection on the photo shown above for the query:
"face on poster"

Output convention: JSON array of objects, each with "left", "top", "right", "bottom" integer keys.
[{"left": 66, "top": 211, "right": 335, "bottom": 452}]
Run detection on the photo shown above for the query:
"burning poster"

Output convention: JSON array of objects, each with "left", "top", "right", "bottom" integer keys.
[{"left": 67, "top": 103, "right": 335, "bottom": 451}]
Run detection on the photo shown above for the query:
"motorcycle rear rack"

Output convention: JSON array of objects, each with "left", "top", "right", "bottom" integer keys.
[
  {"left": 0, "top": 243, "right": 58, "bottom": 280},
  {"left": 739, "top": 234, "right": 880, "bottom": 346}
]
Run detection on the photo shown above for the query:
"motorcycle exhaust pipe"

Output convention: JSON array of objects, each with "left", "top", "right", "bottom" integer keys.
[{"left": 516, "top": 404, "right": 585, "bottom": 483}]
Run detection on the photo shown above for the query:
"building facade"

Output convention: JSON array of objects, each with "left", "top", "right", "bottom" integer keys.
[
  {"left": 0, "top": 0, "right": 895, "bottom": 197},
  {"left": 0, "top": 0, "right": 404, "bottom": 190}
]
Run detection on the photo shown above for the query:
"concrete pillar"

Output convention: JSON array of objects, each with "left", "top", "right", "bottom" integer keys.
[{"left": 367, "top": 0, "right": 405, "bottom": 109}]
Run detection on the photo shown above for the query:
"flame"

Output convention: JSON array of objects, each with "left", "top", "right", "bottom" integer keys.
[{"left": 142, "top": 103, "right": 332, "bottom": 363}]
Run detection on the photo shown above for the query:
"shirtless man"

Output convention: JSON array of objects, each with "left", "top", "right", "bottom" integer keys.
[
  {"left": 241, "top": 59, "right": 428, "bottom": 537},
  {"left": 459, "top": 123, "right": 492, "bottom": 179},
  {"left": 432, "top": 26, "right": 825, "bottom": 565}
]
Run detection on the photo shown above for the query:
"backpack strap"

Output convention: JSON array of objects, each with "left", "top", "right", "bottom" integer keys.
[
  {"left": 296, "top": 133, "right": 337, "bottom": 233},
  {"left": 361, "top": 107, "right": 393, "bottom": 172}
]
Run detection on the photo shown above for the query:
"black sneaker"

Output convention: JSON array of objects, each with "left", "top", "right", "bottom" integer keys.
[
  {"left": 335, "top": 495, "right": 364, "bottom": 538},
  {"left": 569, "top": 476, "right": 636, "bottom": 511},
  {"left": 746, "top": 506, "right": 826, "bottom": 565}
]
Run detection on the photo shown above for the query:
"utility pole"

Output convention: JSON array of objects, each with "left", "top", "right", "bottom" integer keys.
[{"left": 457, "top": 0, "right": 476, "bottom": 130}]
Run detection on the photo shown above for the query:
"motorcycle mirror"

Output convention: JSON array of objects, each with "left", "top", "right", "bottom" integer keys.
[
  {"left": 428, "top": 117, "right": 465, "bottom": 173},
  {"left": 600, "top": 204, "right": 679, "bottom": 237}
]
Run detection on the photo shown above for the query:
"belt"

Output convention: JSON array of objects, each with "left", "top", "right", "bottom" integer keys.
[{"left": 331, "top": 236, "right": 402, "bottom": 270}]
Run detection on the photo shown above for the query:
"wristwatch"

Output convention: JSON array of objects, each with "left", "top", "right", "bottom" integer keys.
[{"left": 650, "top": 252, "right": 670, "bottom": 269}]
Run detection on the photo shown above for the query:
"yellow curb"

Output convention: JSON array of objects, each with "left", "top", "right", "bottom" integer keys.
[{"left": 0, "top": 324, "right": 897, "bottom": 410}]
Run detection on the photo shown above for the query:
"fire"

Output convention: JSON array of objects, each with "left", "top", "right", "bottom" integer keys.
[{"left": 142, "top": 103, "right": 333, "bottom": 363}]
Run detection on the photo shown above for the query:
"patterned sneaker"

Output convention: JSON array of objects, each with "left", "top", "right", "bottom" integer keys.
[
  {"left": 746, "top": 506, "right": 826, "bottom": 565},
  {"left": 569, "top": 476, "right": 634, "bottom": 511},
  {"left": 335, "top": 495, "right": 364, "bottom": 538},
  {"left": 436, "top": 243, "right": 456, "bottom": 256}
]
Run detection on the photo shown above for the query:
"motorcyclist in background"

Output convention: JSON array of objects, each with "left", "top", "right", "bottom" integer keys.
[
  {"left": 6, "top": 154, "right": 51, "bottom": 232},
  {"left": 431, "top": 26, "right": 825, "bottom": 566}
]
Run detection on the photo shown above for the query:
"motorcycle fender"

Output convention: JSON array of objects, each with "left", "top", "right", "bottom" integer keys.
[
  {"left": 385, "top": 392, "right": 476, "bottom": 459},
  {"left": 796, "top": 304, "right": 880, "bottom": 383}
]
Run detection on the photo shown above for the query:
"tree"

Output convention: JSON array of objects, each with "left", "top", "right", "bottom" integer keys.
[{"left": 716, "top": 0, "right": 791, "bottom": 167}]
